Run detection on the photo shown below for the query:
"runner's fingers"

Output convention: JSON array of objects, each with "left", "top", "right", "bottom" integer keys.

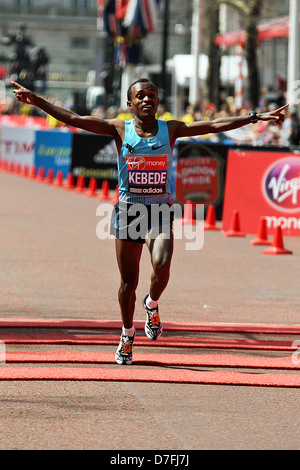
[
  {"left": 274, "top": 115, "right": 284, "bottom": 125},
  {"left": 14, "top": 91, "right": 28, "bottom": 102},
  {"left": 276, "top": 104, "right": 289, "bottom": 113}
]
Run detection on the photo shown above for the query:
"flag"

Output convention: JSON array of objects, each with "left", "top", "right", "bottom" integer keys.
[
  {"left": 104, "top": 0, "right": 120, "bottom": 36},
  {"left": 140, "top": 0, "right": 160, "bottom": 33},
  {"left": 124, "top": 0, "right": 160, "bottom": 37},
  {"left": 98, "top": 0, "right": 160, "bottom": 38},
  {"left": 123, "top": 0, "right": 138, "bottom": 29},
  {"left": 97, "top": 0, "right": 112, "bottom": 20},
  {"left": 98, "top": 0, "right": 160, "bottom": 65},
  {"left": 98, "top": 0, "right": 127, "bottom": 36},
  {"left": 115, "top": 0, "right": 130, "bottom": 19}
]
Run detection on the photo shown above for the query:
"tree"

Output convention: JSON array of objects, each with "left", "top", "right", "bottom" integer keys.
[
  {"left": 218, "top": 0, "right": 263, "bottom": 108},
  {"left": 205, "top": 1, "right": 221, "bottom": 108}
]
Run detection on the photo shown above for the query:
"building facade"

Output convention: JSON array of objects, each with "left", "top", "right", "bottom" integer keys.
[{"left": 0, "top": 0, "right": 293, "bottom": 113}]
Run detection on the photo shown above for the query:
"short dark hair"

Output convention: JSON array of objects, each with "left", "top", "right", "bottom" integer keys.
[{"left": 127, "top": 78, "right": 158, "bottom": 102}]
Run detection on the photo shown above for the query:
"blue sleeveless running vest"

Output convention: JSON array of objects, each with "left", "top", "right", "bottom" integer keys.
[{"left": 118, "top": 119, "right": 173, "bottom": 204}]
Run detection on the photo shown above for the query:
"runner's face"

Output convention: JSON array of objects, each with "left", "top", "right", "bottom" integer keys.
[{"left": 128, "top": 83, "right": 159, "bottom": 117}]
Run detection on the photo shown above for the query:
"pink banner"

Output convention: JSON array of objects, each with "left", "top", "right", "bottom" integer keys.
[
  {"left": 0, "top": 114, "right": 49, "bottom": 128},
  {"left": 222, "top": 149, "right": 300, "bottom": 236}
]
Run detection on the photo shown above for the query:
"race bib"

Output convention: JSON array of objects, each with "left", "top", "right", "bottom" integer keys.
[{"left": 126, "top": 155, "right": 168, "bottom": 195}]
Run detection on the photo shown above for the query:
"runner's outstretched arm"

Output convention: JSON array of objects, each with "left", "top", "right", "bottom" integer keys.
[
  {"left": 172, "top": 104, "right": 289, "bottom": 140},
  {"left": 11, "top": 81, "right": 122, "bottom": 139}
]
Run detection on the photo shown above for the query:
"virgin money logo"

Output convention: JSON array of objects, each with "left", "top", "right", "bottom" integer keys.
[
  {"left": 128, "top": 156, "right": 146, "bottom": 171},
  {"left": 263, "top": 157, "right": 300, "bottom": 213}
]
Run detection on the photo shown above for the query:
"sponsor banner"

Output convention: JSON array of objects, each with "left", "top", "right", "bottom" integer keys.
[
  {"left": 0, "top": 114, "right": 49, "bottom": 129},
  {"left": 0, "top": 126, "right": 35, "bottom": 166},
  {"left": 0, "top": 115, "right": 79, "bottom": 133},
  {"left": 174, "top": 141, "right": 226, "bottom": 219},
  {"left": 35, "top": 130, "right": 73, "bottom": 178},
  {"left": 222, "top": 149, "right": 300, "bottom": 236},
  {"left": 71, "top": 133, "right": 118, "bottom": 188}
]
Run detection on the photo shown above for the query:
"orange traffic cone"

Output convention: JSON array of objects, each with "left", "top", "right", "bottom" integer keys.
[
  {"left": 28, "top": 165, "right": 36, "bottom": 179},
  {"left": 1, "top": 159, "right": 8, "bottom": 171},
  {"left": 36, "top": 166, "right": 45, "bottom": 182},
  {"left": 262, "top": 226, "right": 293, "bottom": 255},
  {"left": 74, "top": 175, "right": 86, "bottom": 193},
  {"left": 64, "top": 172, "right": 75, "bottom": 190},
  {"left": 8, "top": 160, "right": 14, "bottom": 172},
  {"left": 204, "top": 205, "right": 220, "bottom": 230},
  {"left": 53, "top": 170, "right": 63, "bottom": 187},
  {"left": 181, "top": 200, "right": 196, "bottom": 225},
  {"left": 20, "top": 163, "right": 29, "bottom": 178},
  {"left": 86, "top": 177, "right": 98, "bottom": 197},
  {"left": 98, "top": 180, "right": 111, "bottom": 201},
  {"left": 224, "top": 210, "right": 245, "bottom": 237},
  {"left": 14, "top": 161, "right": 21, "bottom": 175},
  {"left": 44, "top": 168, "right": 54, "bottom": 184},
  {"left": 250, "top": 217, "right": 271, "bottom": 246}
]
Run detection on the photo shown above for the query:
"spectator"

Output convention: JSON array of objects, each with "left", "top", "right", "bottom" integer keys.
[
  {"left": 289, "top": 108, "right": 300, "bottom": 146},
  {"left": 156, "top": 105, "right": 174, "bottom": 121},
  {"left": 280, "top": 108, "right": 292, "bottom": 146},
  {"left": 181, "top": 105, "right": 194, "bottom": 123},
  {"left": 116, "top": 107, "right": 133, "bottom": 120}
]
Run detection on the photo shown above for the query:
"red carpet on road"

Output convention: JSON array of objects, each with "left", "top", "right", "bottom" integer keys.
[
  {"left": 0, "top": 332, "right": 295, "bottom": 351},
  {"left": 0, "top": 367, "right": 299, "bottom": 388},
  {"left": 0, "top": 318, "right": 299, "bottom": 387},
  {"left": 1, "top": 318, "right": 300, "bottom": 335},
  {"left": 4, "top": 350, "right": 298, "bottom": 370}
]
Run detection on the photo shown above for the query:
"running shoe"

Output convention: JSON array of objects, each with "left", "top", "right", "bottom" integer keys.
[
  {"left": 143, "top": 295, "right": 163, "bottom": 340},
  {"left": 115, "top": 331, "right": 135, "bottom": 365}
]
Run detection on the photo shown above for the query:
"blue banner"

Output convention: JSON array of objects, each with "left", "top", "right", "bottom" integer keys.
[{"left": 34, "top": 130, "right": 73, "bottom": 178}]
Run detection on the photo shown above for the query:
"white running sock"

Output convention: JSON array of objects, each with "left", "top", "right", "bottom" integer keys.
[
  {"left": 146, "top": 295, "right": 158, "bottom": 309},
  {"left": 122, "top": 325, "right": 135, "bottom": 337}
]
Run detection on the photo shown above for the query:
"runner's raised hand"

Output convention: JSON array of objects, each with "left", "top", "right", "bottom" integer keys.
[
  {"left": 11, "top": 81, "right": 37, "bottom": 106},
  {"left": 259, "top": 104, "right": 289, "bottom": 125}
]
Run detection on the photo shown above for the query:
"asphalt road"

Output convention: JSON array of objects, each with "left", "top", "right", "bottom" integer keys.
[{"left": 0, "top": 170, "right": 299, "bottom": 451}]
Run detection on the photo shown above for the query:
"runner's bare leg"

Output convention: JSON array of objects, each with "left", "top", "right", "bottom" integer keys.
[
  {"left": 145, "top": 227, "right": 174, "bottom": 301},
  {"left": 115, "top": 238, "right": 143, "bottom": 329}
]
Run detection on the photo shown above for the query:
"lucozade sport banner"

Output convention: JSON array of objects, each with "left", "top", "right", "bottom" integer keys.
[
  {"left": 35, "top": 130, "right": 73, "bottom": 178},
  {"left": 222, "top": 149, "right": 300, "bottom": 236}
]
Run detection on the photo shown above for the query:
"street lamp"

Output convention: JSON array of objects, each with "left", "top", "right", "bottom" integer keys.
[
  {"left": 288, "top": 0, "right": 300, "bottom": 106},
  {"left": 189, "top": 0, "right": 202, "bottom": 105},
  {"left": 160, "top": 0, "right": 169, "bottom": 105}
]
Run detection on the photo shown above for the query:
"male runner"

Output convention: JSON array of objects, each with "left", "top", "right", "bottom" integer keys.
[{"left": 12, "top": 79, "right": 288, "bottom": 364}]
